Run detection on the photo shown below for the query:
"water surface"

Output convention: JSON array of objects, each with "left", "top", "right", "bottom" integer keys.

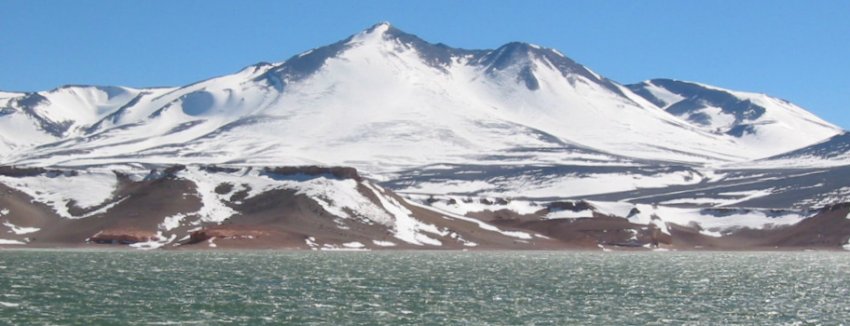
[{"left": 1, "top": 250, "right": 848, "bottom": 325}]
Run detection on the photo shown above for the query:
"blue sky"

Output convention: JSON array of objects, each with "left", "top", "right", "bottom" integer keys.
[{"left": 1, "top": 0, "right": 848, "bottom": 128}]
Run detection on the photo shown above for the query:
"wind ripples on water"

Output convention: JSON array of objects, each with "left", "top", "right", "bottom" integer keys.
[{"left": 1, "top": 251, "right": 849, "bottom": 325}]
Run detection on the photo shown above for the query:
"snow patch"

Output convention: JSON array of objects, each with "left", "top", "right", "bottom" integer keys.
[
  {"left": 699, "top": 229, "right": 724, "bottom": 238},
  {"left": 342, "top": 241, "right": 365, "bottom": 249},
  {"left": 0, "top": 170, "right": 117, "bottom": 219},
  {"left": 413, "top": 195, "right": 541, "bottom": 216},
  {"left": 364, "top": 183, "right": 444, "bottom": 246},
  {"left": 320, "top": 243, "right": 370, "bottom": 251},
  {"left": 404, "top": 199, "right": 533, "bottom": 240},
  {"left": 545, "top": 209, "right": 594, "bottom": 219},
  {"left": 372, "top": 240, "right": 396, "bottom": 247},
  {"left": 159, "top": 213, "right": 187, "bottom": 232},
  {"left": 633, "top": 204, "right": 807, "bottom": 235},
  {"left": 2, "top": 221, "right": 39, "bottom": 235},
  {"left": 0, "top": 239, "right": 26, "bottom": 245},
  {"left": 178, "top": 167, "right": 239, "bottom": 223},
  {"left": 293, "top": 178, "right": 393, "bottom": 226},
  {"left": 305, "top": 236, "right": 319, "bottom": 250}
]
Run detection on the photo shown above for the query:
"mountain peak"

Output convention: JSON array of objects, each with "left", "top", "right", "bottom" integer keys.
[
  {"left": 372, "top": 21, "right": 392, "bottom": 29},
  {"left": 362, "top": 21, "right": 393, "bottom": 36}
]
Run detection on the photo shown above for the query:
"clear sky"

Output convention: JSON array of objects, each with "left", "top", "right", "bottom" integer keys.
[{"left": 1, "top": 0, "right": 848, "bottom": 129}]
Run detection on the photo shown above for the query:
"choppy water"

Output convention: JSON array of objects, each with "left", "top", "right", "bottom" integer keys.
[{"left": 1, "top": 250, "right": 849, "bottom": 325}]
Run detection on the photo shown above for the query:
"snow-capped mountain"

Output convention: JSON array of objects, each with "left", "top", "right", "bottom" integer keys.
[
  {"left": 1, "top": 22, "right": 841, "bottom": 170},
  {"left": 628, "top": 79, "right": 842, "bottom": 158},
  {"left": 0, "top": 85, "right": 176, "bottom": 153},
  {"left": 1, "top": 22, "right": 849, "bottom": 250}
]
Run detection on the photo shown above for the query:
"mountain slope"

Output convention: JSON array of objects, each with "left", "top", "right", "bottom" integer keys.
[
  {"left": 2, "top": 164, "right": 848, "bottom": 250},
  {"left": 750, "top": 132, "right": 850, "bottom": 168},
  {"left": 628, "top": 79, "right": 842, "bottom": 158},
  {"left": 3, "top": 23, "right": 833, "bottom": 171},
  {"left": 1, "top": 22, "right": 849, "bottom": 250}
]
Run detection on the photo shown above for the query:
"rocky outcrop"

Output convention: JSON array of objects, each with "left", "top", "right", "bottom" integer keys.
[
  {"left": 188, "top": 227, "right": 270, "bottom": 244},
  {"left": 264, "top": 166, "right": 362, "bottom": 181},
  {"left": 89, "top": 228, "right": 159, "bottom": 244}
]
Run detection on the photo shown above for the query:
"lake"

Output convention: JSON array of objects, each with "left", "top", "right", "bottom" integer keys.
[{"left": 1, "top": 250, "right": 848, "bottom": 325}]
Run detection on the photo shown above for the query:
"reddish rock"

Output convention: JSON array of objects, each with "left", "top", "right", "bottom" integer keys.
[{"left": 89, "top": 228, "right": 159, "bottom": 245}]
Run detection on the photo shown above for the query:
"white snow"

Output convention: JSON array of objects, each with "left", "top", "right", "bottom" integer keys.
[
  {"left": 159, "top": 213, "right": 187, "bottom": 231},
  {"left": 585, "top": 201, "right": 636, "bottom": 218},
  {"left": 404, "top": 198, "right": 533, "bottom": 240},
  {"left": 478, "top": 170, "right": 706, "bottom": 198},
  {"left": 639, "top": 79, "right": 842, "bottom": 159},
  {"left": 630, "top": 204, "right": 808, "bottom": 235},
  {"left": 659, "top": 189, "right": 775, "bottom": 207},
  {"left": 545, "top": 210, "right": 594, "bottom": 219},
  {"left": 0, "top": 169, "right": 117, "bottom": 219},
  {"left": 364, "top": 183, "right": 444, "bottom": 246},
  {"left": 2, "top": 221, "right": 39, "bottom": 235},
  {"left": 170, "top": 166, "right": 409, "bottom": 229},
  {"left": 305, "top": 236, "right": 319, "bottom": 249},
  {"left": 177, "top": 167, "right": 240, "bottom": 223},
  {"left": 461, "top": 198, "right": 811, "bottom": 237},
  {"left": 699, "top": 229, "right": 724, "bottom": 238},
  {"left": 4, "top": 23, "right": 826, "bottom": 172},
  {"left": 0, "top": 239, "right": 26, "bottom": 245},
  {"left": 640, "top": 81, "right": 685, "bottom": 108},
  {"left": 319, "top": 243, "right": 370, "bottom": 251},
  {"left": 372, "top": 240, "right": 397, "bottom": 247},
  {"left": 414, "top": 195, "right": 541, "bottom": 216},
  {"left": 342, "top": 241, "right": 365, "bottom": 248},
  {"left": 78, "top": 197, "right": 127, "bottom": 218},
  {"left": 449, "top": 232, "right": 479, "bottom": 247},
  {"left": 660, "top": 198, "right": 727, "bottom": 206},
  {"left": 294, "top": 178, "right": 393, "bottom": 226}
]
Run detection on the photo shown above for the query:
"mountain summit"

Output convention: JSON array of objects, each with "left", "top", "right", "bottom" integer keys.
[{"left": 0, "top": 22, "right": 843, "bottom": 169}]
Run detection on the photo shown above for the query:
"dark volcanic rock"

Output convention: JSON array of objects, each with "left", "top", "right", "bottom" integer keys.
[
  {"left": 264, "top": 166, "right": 362, "bottom": 181},
  {"left": 214, "top": 183, "right": 234, "bottom": 195},
  {"left": 546, "top": 201, "right": 594, "bottom": 213}
]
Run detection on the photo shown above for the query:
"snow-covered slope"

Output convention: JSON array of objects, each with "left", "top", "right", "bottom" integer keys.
[
  {"left": 0, "top": 85, "right": 176, "bottom": 157},
  {"left": 628, "top": 79, "right": 843, "bottom": 158},
  {"left": 0, "top": 91, "right": 24, "bottom": 106},
  {"left": 754, "top": 132, "right": 850, "bottom": 168},
  {"left": 0, "top": 22, "right": 845, "bottom": 207},
  {"left": 4, "top": 22, "right": 838, "bottom": 171}
]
